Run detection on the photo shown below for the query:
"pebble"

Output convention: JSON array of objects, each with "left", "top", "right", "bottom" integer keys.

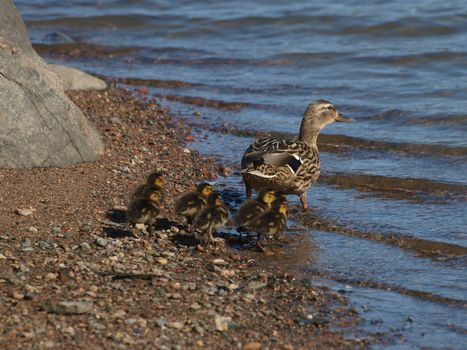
[
  {"left": 155, "top": 319, "right": 166, "bottom": 329},
  {"left": 167, "top": 321, "right": 184, "bottom": 330},
  {"left": 47, "top": 301, "right": 93, "bottom": 315},
  {"left": 45, "top": 273, "right": 58, "bottom": 281},
  {"left": 157, "top": 257, "right": 168, "bottom": 265},
  {"left": 80, "top": 242, "right": 91, "bottom": 250},
  {"left": 214, "top": 315, "right": 232, "bottom": 332},
  {"left": 15, "top": 208, "right": 34, "bottom": 216},
  {"left": 27, "top": 226, "right": 38, "bottom": 234},
  {"left": 95, "top": 237, "right": 108, "bottom": 248},
  {"left": 212, "top": 258, "right": 227, "bottom": 266},
  {"left": 247, "top": 281, "right": 267, "bottom": 290},
  {"left": 51, "top": 227, "right": 62, "bottom": 234},
  {"left": 243, "top": 342, "right": 262, "bottom": 350},
  {"left": 0, "top": 253, "right": 6, "bottom": 259}
]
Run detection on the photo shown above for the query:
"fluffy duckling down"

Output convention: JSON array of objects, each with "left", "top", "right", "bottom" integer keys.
[
  {"left": 132, "top": 171, "right": 165, "bottom": 201},
  {"left": 253, "top": 197, "right": 288, "bottom": 251},
  {"left": 127, "top": 186, "right": 162, "bottom": 235},
  {"left": 175, "top": 182, "right": 213, "bottom": 224},
  {"left": 193, "top": 191, "right": 229, "bottom": 246},
  {"left": 234, "top": 188, "right": 278, "bottom": 233}
]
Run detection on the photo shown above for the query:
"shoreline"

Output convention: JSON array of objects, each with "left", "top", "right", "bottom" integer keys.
[{"left": 0, "top": 87, "right": 371, "bottom": 349}]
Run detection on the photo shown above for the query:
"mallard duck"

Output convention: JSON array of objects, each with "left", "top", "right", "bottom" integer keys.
[
  {"left": 234, "top": 188, "right": 278, "bottom": 233},
  {"left": 193, "top": 192, "right": 229, "bottom": 246},
  {"left": 241, "top": 100, "right": 354, "bottom": 210},
  {"left": 253, "top": 198, "right": 288, "bottom": 251},
  {"left": 127, "top": 188, "right": 162, "bottom": 235},
  {"left": 132, "top": 171, "right": 164, "bottom": 200},
  {"left": 175, "top": 182, "right": 213, "bottom": 224}
]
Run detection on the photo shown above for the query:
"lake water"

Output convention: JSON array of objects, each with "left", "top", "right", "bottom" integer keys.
[{"left": 17, "top": 0, "right": 467, "bottom": 348}]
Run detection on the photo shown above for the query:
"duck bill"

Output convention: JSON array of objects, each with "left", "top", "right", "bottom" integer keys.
[{"left": 335, "top": 112, "right": 355, "bottom": 122}]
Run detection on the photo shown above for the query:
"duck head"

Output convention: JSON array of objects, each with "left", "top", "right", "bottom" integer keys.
[
  {"left": 257, "top": 188, "right": 277, "bottom": 206},
  {"left": 207, "top": 192, "right": 224, "bottom": 206},
  {"left": 196, "top": 182, "right": 214, "bottom": 198},
  {"left": 299, "top": 99, "right": 354, "bottom": 145},
  {"left": 147, "top": 171, "right": 164, "bottom": 188}
]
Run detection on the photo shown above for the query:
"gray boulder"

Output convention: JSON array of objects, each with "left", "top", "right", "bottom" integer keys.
[
  {"left": 49, "top": 64, "right": 107, "bottom": 91},
  {"left": 0, "top": 0, "right": 104, "bottom": 168}
]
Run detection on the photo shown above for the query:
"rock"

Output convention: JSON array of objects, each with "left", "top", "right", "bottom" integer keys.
[
  {"left": 94, "top": 237, "right": 108, "bottom": 248},
  {"left": 46, "top": 301, "right": 93, "bottom": 315},
  {"left": 48, "top": 64, "right": 107, "bottom": 91},
  {"left": 247, "top": 281, "right": 268, "bottom": 290},
  {"left": 156, "top": 257, "right": 168, "bottom": 265},
  {"left": 155, "top": 319, "right": 166, "bottom": 328},
  {"left": 51, "top": 227, "right": 62, "bottom": 234},
  {"left": 27, "top": 226, "right": 38, "bottom": 233},
  {"left": 214, "top": 315, "right": 232, "bottom": 332},
  {"left": 15, "top": 208, "right": 34, "bottom": 216},
  {"left": 212, "top": 258, "right": 227, "bottom": 266},
  {"left": 0, "top": 1, "right": 104, "bottom": 168},
  {"left": 167, "top": 321, "right": 184, "bottom": 330},
  {"left": 243, "top": 342, "right": 262, "bottom": 350},
  {"left": 0, "top": 253, "right": 6, "bottom": 259},
  {"left": 79, "top": 242, "right": 91, "bottom": 250},
  {"left": 45, "top": 273, "right": 58, "bottom": 281}
]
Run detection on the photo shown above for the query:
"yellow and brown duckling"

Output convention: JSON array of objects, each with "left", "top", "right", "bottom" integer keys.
[
  {"left": 132, "top": 171, "right": 165, "bottom": 201},
  {"left": 193, "top": 191, "right": 229, "bottom": 246},
  {"left": 234, "top": 188, "right": 278, "bottom": 233},
  {"left": 253, "top": 197, "right": 288, "bottom": 252},
  {"left": 175, "top": 182, "right": 213, "bottom": 225},
  {"left": 127, "top": 186, "right": 163, "bottom": 235}
]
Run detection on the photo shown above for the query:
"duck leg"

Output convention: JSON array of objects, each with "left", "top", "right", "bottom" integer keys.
[
  {"left": 245, "top": 185, "right": 253, "bottom": 199},
  {"left": 299, "top": 193, "right": 308, "bottom": 211}
]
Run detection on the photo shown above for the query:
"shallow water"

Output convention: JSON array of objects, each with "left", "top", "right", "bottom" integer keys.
[{"left": 17, "top": 0, "right": 467, "bottom": 347}]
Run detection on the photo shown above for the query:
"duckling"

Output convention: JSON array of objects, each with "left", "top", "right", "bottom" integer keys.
[
  {"left": 193, "top": 192, "right": 229, "bottom": 246},
  {"left": 132, "top": 171, "right": 165, "bottom": 200},
  {"left": 234, "top": 188, "right": 278, "bottom": 234},
  {"left": 127, "top": 187, "right": 162, "bottom": 235},
  {"left": 175, "top": 182, "right": 213, "bottom": 225},
  {"left": 253, "top": 198, "right": 288, "bottom": 252},
  {"left": 241, "top": 100, "right": 354, "bottom": 210}
]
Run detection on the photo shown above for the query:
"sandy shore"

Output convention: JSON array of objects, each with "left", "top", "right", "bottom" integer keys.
[{"left": 0, "top": 87, "right": 369, "bottom": 349}]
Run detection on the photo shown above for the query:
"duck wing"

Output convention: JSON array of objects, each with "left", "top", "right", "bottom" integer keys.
[{"left": 241, "top": 137, "right": 307, "bottom": 177}]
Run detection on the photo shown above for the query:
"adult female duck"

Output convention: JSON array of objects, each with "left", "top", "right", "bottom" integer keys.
[{"left": 241, "top": 100, "right": 354, "bottom": 210}]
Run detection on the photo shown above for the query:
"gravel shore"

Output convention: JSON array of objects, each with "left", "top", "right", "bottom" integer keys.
[{"left": 0, "top": 87, "right": 368, "bottom": 349}]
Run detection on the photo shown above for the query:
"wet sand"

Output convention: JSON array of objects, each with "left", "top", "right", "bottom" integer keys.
[{"left": 0, "top": 88, "right": 372, "bottom": 349}]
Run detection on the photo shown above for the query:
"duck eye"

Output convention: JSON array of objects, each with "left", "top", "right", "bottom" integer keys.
[{"left": 327, "top": 105, "right": 334, "bottom": 110}]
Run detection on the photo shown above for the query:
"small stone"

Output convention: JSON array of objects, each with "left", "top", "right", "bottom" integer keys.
[
  {"left": 243, "top": 342, "right": 262, "bottom": 350},
  {"left": 15, "top": 208, "right": 34, "bottom": 216},
  {"left": 193, "top": 111, "right": 201, "bottom": 117},
  {"left": 37, "top": 241, "right": 50, "bottom": 249},
  {"left": 51, "top": 227, "right": 62, "bottom": 234},
  {"left": 22, "top": 331, "right": 35, "bottom": 339},
  {"left": 45, "top": 273, "right": 58, "bottom": 281},
  {"left": 167, "top": 321, "right": 184, "bottom": 330},
  {"left": 183, "top": 148, "right": 191, "bottom": 154},
  {"left": 157, "top": 257, "right": 168, "bottom": 265},
  {"left": 247, "top": 281, "right": 267, "bottom": 290},
  {"left": 212, "top": 258, "right": 227, "bottom": 266},
  {"left": 94, "top": 238, "right": 108, "bottom": 248},
  {"left": 79, "top": 242, "right": 91, "bottom": 250},
  {"left": 27, "top": 226, "right": 38, "bottom": 234},
  {"left": 64, "top": 326, "right": 75, "bottom": 336},
  {"left": 155, "top": 319, "right": 166, "bottom": 328},
  {"left": 214, "top": 315, "right": 232, "bottom": 332},
  {"left": 12, "top": 291, "right": 24, "bottom": 300},
  {"left": 190, "top": 303, "right": 201, "bottom": 311},
  {"left": 80, "top": 225, "right": 92, "bottom": 233},
  {"left": 219, "top": 269, "right": 236, "bottom": 277},
  {"left": 46, "top": 301, "right": 93, "bottom": 315},
  {"left": 193, "top": 325, "right": 204, "bottom": 335},
  {"left": 0, "top": 253, "right": 6, "bottom": 259}
]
